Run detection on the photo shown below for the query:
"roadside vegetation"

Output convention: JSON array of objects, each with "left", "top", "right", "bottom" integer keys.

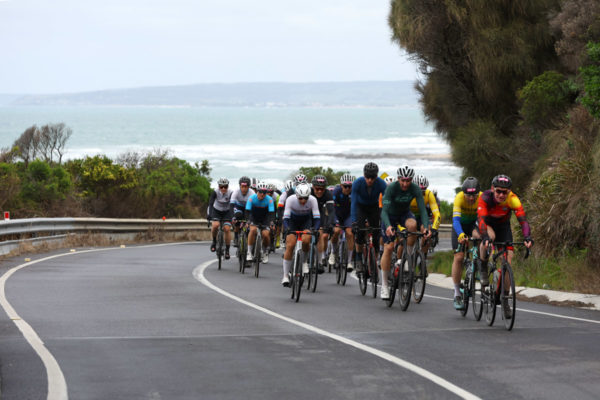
[
  {"left": 390, "top": 0, "right": 600, "bottom": 293},
  {"left": 0, "top": 125, "right": 212, "bottom": 218}
]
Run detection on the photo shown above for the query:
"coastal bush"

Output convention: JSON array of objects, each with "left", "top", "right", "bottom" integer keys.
[
  {"left": 580, "top": 42, "right": 600, "bottom": 119},
  {"left": 20, "top": 160, "right": 72, "bottom": 210},
  {"left": 0, "top": 162, "right": 21, "bottom": 211},
  {"left": 290, "top": 166, "right": 350, "bottom": 186},
  {"left": 518, "top": 71, "right": 577, "bottom": 127}
]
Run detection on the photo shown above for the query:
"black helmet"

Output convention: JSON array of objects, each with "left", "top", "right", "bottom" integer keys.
[
  {"left": 363, "top": 162, "right": 379, "bottom": 178},
  {"left": 491, "top": 174, "right": 512, "bottom": 189},
  {"left": 239, "top": 176, "right": 251, "bottom": 185},
  {"left": 311, "top": 175, "right": 327, "bottom": 187},
  {"left": 461, "top": 177, "right": 480, "bottom": 195}
]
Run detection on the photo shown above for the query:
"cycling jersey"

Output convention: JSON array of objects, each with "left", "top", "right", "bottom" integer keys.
[
  {"left": 283, "top": 194, "right": 321, "bottom": 231},
  {"left": 311, "top": 187, "right": 335, "bottom": 228},
  {"left": 230, "top": 187, "right": 256, "bottom": 213},
  {"left": 381, "top": 181, "right": 428, "bottom": 229},
  {"left": 277, "top": 188, "right": 294, "bottom": 219},
  {"left": 452, "top": 191, "right": 481, "bottom": 236},
  {"left": 208, "top": 189, "right": 233, "bottom": 219},
  {"left": 477, "top": 190, "right": 530, "bottom": 237},
  {"left": 332, "top": 184, "right": 351, "bottom": 220},
  {"left": 350, "top": 176, "right": 387, "bottom": 223},
  {"left": 410, "top": 189, "right": 441, "bottom": 229},
  {"left": 245, "top": 193, "right": 275, "bottom": 225}
]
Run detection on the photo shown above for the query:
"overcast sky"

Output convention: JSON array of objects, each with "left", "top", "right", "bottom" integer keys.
[{"left": 0, "top": 0, "right": 418, "bottom": 94}]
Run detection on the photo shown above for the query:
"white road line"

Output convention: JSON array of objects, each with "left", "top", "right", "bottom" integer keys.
[
  {"left": 0, "top": 242, "right": 194, "bottom": 400},
  {"left": 193, "top": 260, "right": 481, "bottom": 400}
]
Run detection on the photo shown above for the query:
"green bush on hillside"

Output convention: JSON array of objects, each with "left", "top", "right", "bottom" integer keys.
[
  {"left": 518, "top": 71, "right": 577, "bottom": 127},
  {"left": 20, "top": 160, "right": 72, "bottom": 209},
  {"left": 580, "top": 42, "right": 600, "bottom": 119},
  {"left": 290, "top": 166, "right": 350, "bottom": 186}
]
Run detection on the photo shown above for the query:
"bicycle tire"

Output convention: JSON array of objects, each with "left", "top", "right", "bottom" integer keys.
[
  {"left": 335, "top": 247, "right": 342, "bottom": 285},
  {"left": 484, "top": 270, "right": 496, "bottom": 326},
  {"left": 253, "top": 241, "right": 261, "bottom": 278},
  {"left": 340, "top": 241, "right": 348, "bottom": 286},
  {"left": 217, "top": 229, "right": 223, "bottom": 270},
  {"left": 309, "top": 243, "right": 318, "bottom": 292},
  {"left": 358, "top": 253, "right": 368, "bottom": 295},
  {"left": 238, "top": 231, "right": 245, "bottom": 273},
  {"left": 369, "top": 247, "right": 378, "bottom": 298},
  {"left": 501, "top": 263, "right": 516, "bottom": 331},
  {"left": 292, "top": 250, "right": 302, "bottom": 302},
  {"left": 398, "top": 252, "right": 412, "bottom": 311},
  {"left": 413, "top": 250, "right": 426, "bottom": 303},
  {"left": 387, "top": 260, "right": 399, "bottom": 308},
  {"left": 460, "top": 260, "right": 471, "bottom": 317},
  {"left": 472, "top": 259, "right": 483, "bottom": 321}
]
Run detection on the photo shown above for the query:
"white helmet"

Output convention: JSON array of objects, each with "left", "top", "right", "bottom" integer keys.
[
  {"left": 284, "top": 179, "right": 294, "bottom": 191},
  {"left": 384, "top": 176, "right": 395, "bottom": 185},
  {"left": 397, "top": 165, "right": 415, "bottom": 179},
  {"left": 295, "top": 183, "right": 311, "bottom": 198},
  {"left": 340, "top": 174, "right": 355, "bottom": 185},
  {"left": 415, "top": 174, "right": 429, "bottom": 190}
]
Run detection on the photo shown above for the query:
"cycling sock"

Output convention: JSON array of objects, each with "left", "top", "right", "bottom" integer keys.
[
  {"left": 347, "top": 249, "right": 353, "bottom": 261},
  {"left": 283, "top": 259, "right": 291, "bottom": 276},
  {"left": 226, "top": 245, "right": 230, "bottom": 251},
  {"left": 318, "top": 251, "right": 323, "bottom": 261},
  {"left": 381, "top": 269, "right": 389, "bottom": 287},
  {"left": 302, "top": 251, "right": 309, "bottom": 264},
  {"left": 454, "top": 284, "right": 461, "bottom": 297}
]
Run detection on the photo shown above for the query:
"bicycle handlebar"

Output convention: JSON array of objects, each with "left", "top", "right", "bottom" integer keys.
[{"left": 490, "top": 241, "right": 530, "bottom": 261}]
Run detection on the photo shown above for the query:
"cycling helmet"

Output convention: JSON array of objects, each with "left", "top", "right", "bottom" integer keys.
[
  {"left": 397, "top": 165, "right": 415, "bottom": 179},
  {"left": 340, "top": 174, "right": 355, "bottom": 185},
  {"left": 311, "top": 174, "right": 327, "bottom": 187},
  {"left": 415, "top": 174, "right": 429, "bottom": 190},
  {"left": 250, "top": 177, "right": 258, "bottom": 189},
  {"left": 491, "top": 174, "right": 512, "bottom": 189},
  {"left": 284, "top": 180, "right": 294, "bottom": 191},
  {"left": 384, "top": 176, "right": 395, "bottom": 185},
  {"left": 268, "top": 183, "right": 277, "bottom": 192},
  {"left": 239, "top": 176, "right": 251, "bottom": 185},
  {"left": 293, "top": 174, "right": 308, "bottom": 185},
  {"left": 295, "top": 183, "right": 311, "bottom": 198},
  {"left": 461, "top": 177, "right": 480, "bottom": 195},
  {"left": 217, "top": 177, "right": 229, "bottom": 186},
  {"left": 256, "top": 181, "right": 269, "bottom": 191},
  {"left": 363, "top": 162, "right": 379, "bottom": 178}
]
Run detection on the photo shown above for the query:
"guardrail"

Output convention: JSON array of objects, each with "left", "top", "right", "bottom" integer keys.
[
  {"left": 0, "top": 218, "right": 211, "bottom": 256},
  {"left": 0, "top": 218, "right": 451, "bottom": 256}
]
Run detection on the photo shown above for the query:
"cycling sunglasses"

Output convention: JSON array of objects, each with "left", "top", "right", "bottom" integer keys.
[
  {"left": 495, "top": 189, "right": 509, "bottom": 195},
  {"left": 258, "top": 190, "right": 268, "bottom": 194},
  {"left": 219, "top": 185, "right": 229, "bottom": 189},
  {"left": 341, "top": 184, "right": 352, "bottom": 189}
]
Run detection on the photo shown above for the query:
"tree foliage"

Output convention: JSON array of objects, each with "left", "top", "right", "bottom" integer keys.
[
  {"left": 580, "top": 42, "right": 600, "bottom": 119},
  {"left": 289, "top": 166, "right": 350, "bottom": 186},
  {"left": 12, "top": 123, "right": 72, "bottom": 165}
]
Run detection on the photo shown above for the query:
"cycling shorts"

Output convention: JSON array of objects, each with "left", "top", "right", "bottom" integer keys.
[
  {"left": 355, "top": 203, "right": 381, "bottom": 245},
  {"left": 336, "top": 215, "right": 352, "bottom": 229},
  {"left": 211, "top": 209, "right": 232, "bottom": 225},
  {"left": 452, "top": 222, "right": 479, "bottom": 252},
  {"left": 381, "top": 211, "right": 416, "bottom": 244}
]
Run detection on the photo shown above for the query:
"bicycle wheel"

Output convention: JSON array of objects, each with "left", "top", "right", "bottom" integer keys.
[
  {"left": 358, "top": 252, "right": 367, "bottom": 295},
  {"left": 398, "top": 252, "right": 412, "bottom": 311},
  {"left": 309, "top": 244, "right": 318, "bottom": 293},
  {"left": 340, "top": 241, "right": 348, "bottom": 286},
  {"left": 386, "top": 259, "right": 399, "bottom": 308},
  {"left": 238, "top": 231, "right": 246, "bottom": 273},
  {"left": 292, "top": 251, "right": 302, "bottom": 302},
  {"left": 460, "top": 260, "right": 471, "bottom": 317},
  {"left": 472, "top": 259, "right": 483, "bottom": 321},
  {"left": 217, "top": 229, "right": 223, "bottom": 270},
  {"left": 484, "top": 270, "right": 496, "bottom": 326},
  {"left": 253, "top": 241, "right": 261, "bottom": 278},
  {"left": 413, "top": 250, "right": 426, "bottom": 303},
  {"left": 501, "top": 263, "right": 516, "bottom": 331},
  {"left": 369, "top": 247, "right": 378, "bottom": 298}
]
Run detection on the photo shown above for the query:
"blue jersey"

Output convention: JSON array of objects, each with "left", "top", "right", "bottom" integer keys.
[
  {"left": 350, "top": 176, "right": 386, "bottom": 222},
  {"left": 332, "top": 185, "right": 351, "bottom": 220},
  {"left": 246, "top": 194, "right": 275, "bottom": 222}
]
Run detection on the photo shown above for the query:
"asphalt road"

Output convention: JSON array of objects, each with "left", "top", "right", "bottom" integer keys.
[{"left": 0, "top": 241, "right": 599, "bottom": 400}]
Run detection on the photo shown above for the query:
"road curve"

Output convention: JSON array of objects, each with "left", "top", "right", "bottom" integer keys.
[{"left": 0, "top": 242, "right": 598, "bottom": 400}]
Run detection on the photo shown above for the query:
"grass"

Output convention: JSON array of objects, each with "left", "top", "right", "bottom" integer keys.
[{"left": 428, "top": 248, "right": 600, "bottom": 294}]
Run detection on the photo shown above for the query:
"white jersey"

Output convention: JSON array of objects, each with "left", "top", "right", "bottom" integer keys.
[
  {"left": 283, "top": 194, "right": 320, "bottom": 220},
  {"left": 230, "top": 187, "right": 255, "bottom": 210},
  {"left": 210, "top": 189, "right": 233, "bottom": 212}
]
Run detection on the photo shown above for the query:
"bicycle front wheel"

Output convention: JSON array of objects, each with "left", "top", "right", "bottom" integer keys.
[
  {"left": 398, "top": 253, "right": 412, "bottom": 311},
  {"left": 309, "top": 245, "right": 318, "bottom": 292},
  {"left": 460, "top": 260, "right": 471, "bottom": 317},
  {"left": 501, "top": 263, "right": 516, "bottom": 331},
  {"left": 413, "top": 250, "right": 426, "bottom": 303},
  {"left": 217, "top": 230, "right": 224, "bottom": 270},
  {"left": 292, "top": 252, "right": 302, "bottom": 302},
  {"left": 369, "top": 247, "right": 378, "bottom": 298},
  {"left": 253, "top": 242, "right": 261, "bottom": 278},
  {"left": 340, "top": 241, "right": 348, "bottom": 286},
  {"left": 484, "top": 270, "right": 496, "bottom": 326},
  {"left": 472, "top": 259, "right": 483, "bottom": 321},
  {"left": 238, "top": 232, "right": 246, "bottom": 273}
]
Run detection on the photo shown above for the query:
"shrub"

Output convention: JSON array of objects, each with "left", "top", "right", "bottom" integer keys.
[
  {"left": 290, "top": 166, "right": 350, "bottom": 186},
  {"left": 580, "top": 42, "right": 600, "bottom": 119},
  {"left": 518, "top": 71, "right": 577, "bottom": 127}
]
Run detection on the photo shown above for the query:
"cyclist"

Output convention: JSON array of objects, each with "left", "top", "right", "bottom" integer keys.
[
  {"left": 311, "top": 175, "right": 336, "bottom": 273},
  {"left": 245, "top": 181, "right": 275, "bottom": 264},
  {"left": 380, "top": 166, "right": 430, "bottom": 300},
  {"left": 477, "top": 174, "right": 533, "bottom": 318},
  {"left": 281, "top": 183, "right": 321, "bottom": 286},
  {"left": 450, "top": 177, "right": 481, "bottom": 310},
  {"left": 351, "top": 162, "right": 387, "bottom": 272},
  {"left": 410, "top": 174, "right": 441, "bottom": 258},
  {"left": 230, "top": 176, "right": 255, "bottom": 246},
  {"left": 267, "top": 183, "right": 282, "bottom": 250},
  {"left": 330, "top": 174, "right": 356, "bottom": 271},
  {"left": 208, "top": 178, "right": 233, "bottom": 259}
]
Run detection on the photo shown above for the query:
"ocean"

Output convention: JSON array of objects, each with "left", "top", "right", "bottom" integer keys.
[{"left": 0, "top": 106, "right": 461, "bottom": 200}]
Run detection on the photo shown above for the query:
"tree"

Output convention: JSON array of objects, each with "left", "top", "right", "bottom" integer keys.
[
  {"left": 289, "top": 166, "right": 349, "bottom": 186},
  {"left": 13, "top": 123, "right": 73, "bottom": 165}
]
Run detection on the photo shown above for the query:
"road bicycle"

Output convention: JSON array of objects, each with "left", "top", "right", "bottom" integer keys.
[
  {"left": 481, "top": 241, "right": 529, "bottom": 331},
  {"left": 356, "top": 227, "right": 379, "bottom": 298},
  {"left": 235, "top": 220, "right": 249, "bottom": 273},
  {"left": 289, "top": 230, "right": 316, "bottom": 303},
  {"left": 334, "top": 227, "right": 350, "bottom": 286},
  {"left": 387, "top": 229, "right": 426, "bottom": 311},
  {"left": 213, "top": 219, "right": 229, "bottom": 270},
  {"left": 251, "top": 224, "right": 270, "bottom": 278},
  {"left": 304, "top": 231, "right": 319, "bottom": 293},
  {"left": 456, "top": 237, "right": 483, "bottom": 320}
]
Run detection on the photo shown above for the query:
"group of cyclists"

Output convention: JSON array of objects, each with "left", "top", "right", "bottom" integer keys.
[{"left": 207, "top": 162, "right": 534, "bottom": 314}]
